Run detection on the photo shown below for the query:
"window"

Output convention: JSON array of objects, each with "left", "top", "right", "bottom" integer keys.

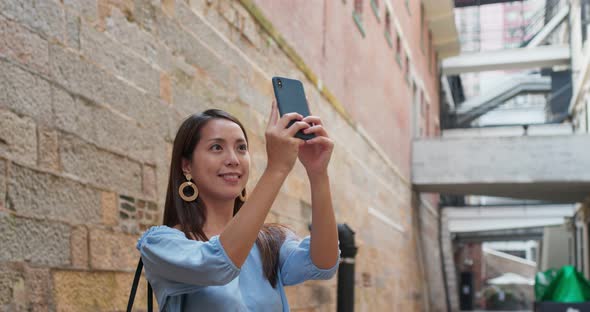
[
  {"left": 420, "top": 4, "right": 425, "bottom": 53},
  {"left": 385, "top": 10, "right": 392, "bottom": 48},
  {"left": 353, "top": 0, "right": 366, "bottom": 37},
  {"left": 428, "top": 31, "right": 433, "bottom": 73},
  {"left": 371, "top": 0, "right": 380, "bottom": 22},
  {"left": 395, "top": 33, "right": 402, "bottom": 66},
  {"left": 405, "top": 55, "right": 410, "bottom": 83},
  {"left": 583, "top": 0, "right": 590, "bottom": 43}
]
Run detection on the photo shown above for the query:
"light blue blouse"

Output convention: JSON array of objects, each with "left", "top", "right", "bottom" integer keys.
[{"left": 136, "top": 226, "right": 339, "bottom": 311}]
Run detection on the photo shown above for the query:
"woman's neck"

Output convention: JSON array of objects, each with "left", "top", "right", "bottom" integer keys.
[{"left": 201, "top": 196, "right": 235, "bottom": 237}]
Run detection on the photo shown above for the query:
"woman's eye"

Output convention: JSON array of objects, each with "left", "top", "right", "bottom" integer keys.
[
  {"left": 238, "top": 144, "right": 248, "bottom": 151},
  {"left": 210, "top": 144, "right": 222, "bottom": 151}
]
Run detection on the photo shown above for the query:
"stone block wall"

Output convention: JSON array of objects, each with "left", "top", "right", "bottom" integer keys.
[{"left": 0, "top": 0, "right": 444, "bottom": 311}]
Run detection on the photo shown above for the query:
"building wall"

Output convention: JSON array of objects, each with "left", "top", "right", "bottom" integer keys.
[
  {"left": 418, "top": 197, "right": 447, "bottom": 312},
  {"left": 0, "top": 0, "right": 445, "bottom": 311},
  {"left": 569, "top": 0, "right": 590, "bottom": 133},
  {"left": 253, "top": 0, "right": 441, "bottom": 178}
]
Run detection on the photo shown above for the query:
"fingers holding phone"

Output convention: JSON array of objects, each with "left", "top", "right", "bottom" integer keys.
[{"left": 265, "top": 101, "right": 306, "bottom": 175}]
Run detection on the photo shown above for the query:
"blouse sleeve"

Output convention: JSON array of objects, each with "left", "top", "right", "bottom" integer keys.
[
  {"left": 136, "top": 226, "right": 241, "bottom": 286},
  {"left": 278, "top": 231, "right": 340, "bottom": 286}
]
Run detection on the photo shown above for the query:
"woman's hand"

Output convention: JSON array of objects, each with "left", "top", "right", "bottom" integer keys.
[
  {"left": 265, "top": 101, "right": 309, "bottom": 175},
  {"left": 298, "top": 115, "right": 334, "bottom": 177}
]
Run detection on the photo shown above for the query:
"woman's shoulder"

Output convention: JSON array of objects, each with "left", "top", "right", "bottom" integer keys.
[{"left": 136, "top": 225, "right": 186, "bottom": 250}]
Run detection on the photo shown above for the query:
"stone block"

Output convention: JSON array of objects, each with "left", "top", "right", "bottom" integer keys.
[
  {"left": 160, "top": 72, "right": 172, "bottom": 104},
  {"left": 0, "top": 159, "right": 5, "bottom": 208},
  {"left": 0, "top": 109, "right": 37, "bottom": 166},
  {"left": 101, "top": 191, "right": 118, "bottom": 226},
  {"left": 0, "top": 0, "right": 65, "bottom": 41},
  {"left": 0, "top": 214, "right": 70, "bottom": 266},
  {"left": 142, "top": 164, "right": 157, "bottom": 199},
  {"left": 52, "top": 270, "right": 154, "bottom": 311},
  {"left": 0, "top": 60, "right": 53, "bottom": 126},
  {"left": 63, "top": 0, "right": 99, "bottom": 23},
  {"left": 59, "top": 133, "right": 143, "bottom": 195},
  {"left": 24, "top": 265, "right": 51, "bottom": 311},
  {"left": 37, "top": 127, "right": 60, "bottom": 171},
  {"left": 0, "top": 264, "right": 52, "bottom": 311},
  {"left": 80, "top": 22, "right": 159, "bottom": 95},
  {"left": 133, "top": 0, "right": 158, "bottom": 34},
  {"left": 104, "top": 8, "right": 158, "bottom": 62},
  {"left": 0, "top": 15, "right": 49, "bottom": 74},
  {"left": 49, "top": 43, "right": 172, "bottom": 138},
  {"left": 89, "top": 228, "right": 138, "bottom": 271},
  {"left": 52, "top": 86, "right": 161, "bottom": 164},
  {"left": 71, "top": 225, "right": 88, "bottom": 269},
  {"left": 65, "top": 12, "right": 81, "bottom": 50},
  {"left": 161, "top": 0, "right": 176, "bottom": 17},
  {"left": 0, "top": 263, "right": 24, "bottom": 307},
  {"left": 7, "top": 163, "right": 101, "bottom": 224},
  {"left": 155, "top": 7, "right": 233, "bottom": 85}
]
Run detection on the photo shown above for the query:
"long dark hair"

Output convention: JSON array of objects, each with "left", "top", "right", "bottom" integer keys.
[{"left": 163, "top": 109, "right": 287, "bottom": 287}]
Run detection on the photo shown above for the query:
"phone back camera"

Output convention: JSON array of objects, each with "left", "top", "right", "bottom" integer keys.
[{"left": 277, "top": 79, "right": 282, "bottom": 88}]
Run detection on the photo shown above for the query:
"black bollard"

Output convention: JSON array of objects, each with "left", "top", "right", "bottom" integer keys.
[{"left": 337, "top": 223, "right": 357, "bottom": 312}]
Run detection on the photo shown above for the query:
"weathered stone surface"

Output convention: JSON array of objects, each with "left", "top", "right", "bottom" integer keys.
[
  {"left": 0, "top": 263, "right": 24, "bottom": 307},
  {"left": 0, "top": 0, "right": 65, "bottom": 41},
  {"left": 160, "top": 72, "right": 172, "bottom": 104},
  {"left": 0, "top": 60, "right": 53, "bottom": 126},
  {"left": 0, "top": 160, "right": 5, "bottom": 208},
  {"left": 49, "top": 43, "right": 172, "bottom": 138},
  {"left": 24, "top": 265, "right": 51, "bottom": 312},
  {"left": 7, "top": 163, "right": 101, "bottom": 224},
  {"left": 71, "top": 226, "right": 89, "bottom": 270},
  {"left": 101, "top": 191, "right": 118, "bottom": 226},
  {"left": 155, "top": 6, "right": 235, "bottom": 85},
  {"left": 0, "top": 264, "right": 52, "bottom": 311},
  {"left": 104, "top": 9, "right": 159, "bottom": 62},
  {"left": 37, "top": 127, "right": 60, "bottom": 171},
  {"left": 63, "top": 0, "right": 99, "bottom": 22},
  {"left": 52, "top": 270, "right": 154, "bottom": 311},
  {"left": 80, "top": 22, "right": 160, "bottom": 95},
  {"left": 88, "top": 228, "right": 137, "bottom": 271},
  {"left": 0, "top": 15, "right": 49, "bottom": 74},
  {"left": 0, "top": 110, "right": 37, "bottom": 167},
  {"left": 161, "top": 0, "right": 176, "bottom": 17},
  {"left": 142, "top": 164, "right": 157, "bottom": 199},
  {"left": 65, "top": 11, "right": 81, "bottom": 50},
  {"left": 0, "top": 214, "right": 70, "bottom": 266},
  {"left": 52, "top": 86, "right": 161, "bottom": 164},
  {"left": 59, "top": 133, "right": 143, "bottom": 195},
  {"left": 133, "top": 0, "right": 158, "bottom": 34}
]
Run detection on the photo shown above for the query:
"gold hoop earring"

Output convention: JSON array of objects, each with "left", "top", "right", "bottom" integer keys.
[
  {"left": 179, "top": 173, "right": 199, "bottom": 202},
  {"left": 238, "top": 189, "right": 247, "bottom": 202}
]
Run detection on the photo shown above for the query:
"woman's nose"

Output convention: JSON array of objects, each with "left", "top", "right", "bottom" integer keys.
[{"left": 225, "top": 151, "right": 240, "bottom": 166}]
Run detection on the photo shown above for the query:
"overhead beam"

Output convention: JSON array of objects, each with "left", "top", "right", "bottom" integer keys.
[
  {"left": 444, "top": 204, "right": 576, "bottom": 232},
  {"left": 412, "top": 134, "right": 590, "bottom": 202},
  {"left": 441, "top": 45, "right": 570, "bottom": 75},
  {"left": 454, "top": 227, "right": 545, "bottom": 243},
  {"left": 526, "top": 4, "right": 569, "bottom": 48}
]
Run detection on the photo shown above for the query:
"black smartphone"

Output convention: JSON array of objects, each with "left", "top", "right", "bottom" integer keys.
[{"left": 271, "top": 76, "right": 316, "bottom": 140}]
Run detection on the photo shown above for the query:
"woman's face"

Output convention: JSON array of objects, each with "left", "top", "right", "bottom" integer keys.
[{"left": 188, "top": 118, "right": 250, "bottom": 201}]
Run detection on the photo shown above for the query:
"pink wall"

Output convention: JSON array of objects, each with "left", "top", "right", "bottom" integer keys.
[{"left": 253, "top": 0, "right": 440, "bottom": 178}]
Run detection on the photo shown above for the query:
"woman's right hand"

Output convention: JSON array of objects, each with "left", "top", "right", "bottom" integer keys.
[{"left": 265, "top": 101, "right": 309, "bottom": 175}]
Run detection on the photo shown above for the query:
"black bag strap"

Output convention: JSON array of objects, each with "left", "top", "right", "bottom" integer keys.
[{"left": 127, "top": 258, "right": 153, "bottom": 312}]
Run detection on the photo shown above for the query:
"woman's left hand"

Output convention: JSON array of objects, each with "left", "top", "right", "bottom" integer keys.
[{"left": 298, "top": 115, "right": 334, "bottom": 177}]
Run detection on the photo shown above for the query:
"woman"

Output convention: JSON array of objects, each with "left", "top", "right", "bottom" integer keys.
[{"left": 136, "top": 102, "right": 340, "bottom": 311}]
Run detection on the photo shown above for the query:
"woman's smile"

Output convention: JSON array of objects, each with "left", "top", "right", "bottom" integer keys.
[{"left": 218, "top": 172, "right": 242, "bottom": 184}]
